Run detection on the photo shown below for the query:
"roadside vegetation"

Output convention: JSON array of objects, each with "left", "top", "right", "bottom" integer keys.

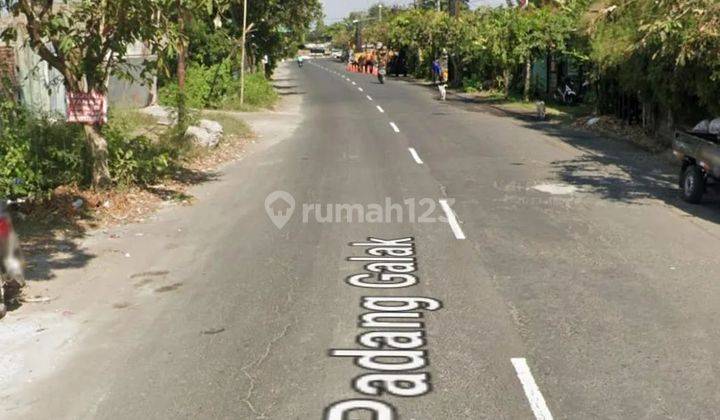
[
  {"left": 158, "top": 61, "right": 279, "bottom": 111},
  {"left": 0, "top": 0, "right": 320, "bottom": 203},
  {"left": 318, "top": 0, "right": 720, "bottom": 142}
]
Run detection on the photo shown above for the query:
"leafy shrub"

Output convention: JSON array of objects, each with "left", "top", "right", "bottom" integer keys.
[
  {"left": 159, "top": 60, "right": 235, "bottom": 109},
  {"left": 0, "top": 100, "right": 87, "bottom": 198},
  {"left": 224, "top": 72, "right": 279, "bottom": 110},
  {"left": 159, "top": 60, "right": 278, "bottom": 111},
  {"left": 103, "top": 113, "right": 173, "bottom": 186},
  {"left": 0, "top": 98, "right": 177, "bottom": 198}
]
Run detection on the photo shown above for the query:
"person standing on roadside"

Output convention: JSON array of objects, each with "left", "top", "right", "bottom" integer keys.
[
  {"left": 432, "top": 59, "right": 441, "bottom": 84},
  {"left": 438, "top": 50, "right": 449, "bottom": 101}
]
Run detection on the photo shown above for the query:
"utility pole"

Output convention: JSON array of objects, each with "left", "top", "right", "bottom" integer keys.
[
  {"left": 448, "top": 0, "right": 461, "bottom": 86},
  {"left": 240, "top": 0, "right": 248, "bottom": 106},
  {"left": 379, "top": 4, "right": 383, "bottom": 22},
  {"left": 436, "top": 0, "right": 441, "bottom": 12},
  {"left": 353, "top": 20, "right": 362, "bottom": 52}
]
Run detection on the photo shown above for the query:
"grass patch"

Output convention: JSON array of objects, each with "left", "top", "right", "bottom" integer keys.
[
  {"left": 159, "top": 61, "right": 279, "bottom": 112},
  {"left": 221, "top": 73, "right": 279, "bottom": 111},
  {"left": 109, "top": 108, "right": 158, "bottom": 129},
  {"left": 200, "top": 112, "right": 252, "bottom": 138},
  {"left": 459, "top": 89, "right": 594, "bottom": 122}
]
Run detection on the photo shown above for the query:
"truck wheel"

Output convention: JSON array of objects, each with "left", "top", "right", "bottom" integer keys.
[{"left": 681, "top": 165, "right": 705, "bottom": 204}]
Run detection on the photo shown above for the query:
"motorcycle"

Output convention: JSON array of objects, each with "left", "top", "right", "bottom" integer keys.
[
  {"left": 557, "top": 82, "right": 578, "bottom": 106},
  {"left": 378, "top": 67, "right": 386, "bottom": 84},
  {"left": 0, "top": 200, "right": 25, "bottom": 319},
  {"left": 297, "top": 60, "right": 304, "bottom": 68}
]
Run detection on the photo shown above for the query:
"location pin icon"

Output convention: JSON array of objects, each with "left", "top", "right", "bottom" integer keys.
[{"left": 265, "top": 191, "right": 295, "bottom": 230}]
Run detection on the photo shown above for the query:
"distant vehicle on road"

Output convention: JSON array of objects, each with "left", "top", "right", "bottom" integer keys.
[
  {"left": 0, "top": 200, "right": 24, "bottom": 318},
  {"left": 331, "top": 49, "right": 342, "bottom": 60},
  {"left": 673, "top": 128, "right": 720, "bottom": 203}
]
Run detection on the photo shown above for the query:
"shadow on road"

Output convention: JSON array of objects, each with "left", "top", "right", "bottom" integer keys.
[
  {"left": 277, "top": 91, "right": 306, "bottom": 96},
  {"left": 435, "top": 85, "right": 720, "bottom": 226}
]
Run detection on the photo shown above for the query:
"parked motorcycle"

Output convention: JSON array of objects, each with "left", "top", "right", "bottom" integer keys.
[
  {"left": 0, "top": 200, "right": 25, "bottom": 319},
  {"left": 557, "top": 82, "right": 577, "bottom": 105}
]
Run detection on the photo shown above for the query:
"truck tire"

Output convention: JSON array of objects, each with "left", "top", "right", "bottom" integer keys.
[{"left": 681, "top": 165, "right": 705, "bottom": 204}]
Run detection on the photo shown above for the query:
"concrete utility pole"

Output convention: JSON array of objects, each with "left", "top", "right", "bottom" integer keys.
[
  {"left": 240, "top": 0, "right": 248, "bottom": 106},
  {"left": 379, "top": 4, "right": 383, "bottom": 22}
]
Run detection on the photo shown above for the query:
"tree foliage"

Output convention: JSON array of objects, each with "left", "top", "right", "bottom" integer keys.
[
  {"left": 589, "top": 0, "right": 720, "bottom": 116},
  {"left": 0, "top": 0, "right": 170, "bottom": 187}
]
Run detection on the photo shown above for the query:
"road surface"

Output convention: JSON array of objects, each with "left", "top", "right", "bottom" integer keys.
[{"left": 4, "top": 59, "right": 720, "bottom": 419}]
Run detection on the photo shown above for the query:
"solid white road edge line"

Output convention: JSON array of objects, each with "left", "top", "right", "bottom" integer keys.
[
  {"left": 438, "top": 199, "right": 466, "bottom": 240},
  {"left": 376, "top": 105, "right": 385, "bottom": 113},
  {"left": 511, "top": 358, "right": 554, "bottom": 420},
  {"left": 389, "top": 122, "right": 400, "bottom": 133},
  {"left": 408, "top": 148, "right": 424, "bottom": 164},
  {"left": 367, "top": 95, "right": 373, "bottom": 101}
]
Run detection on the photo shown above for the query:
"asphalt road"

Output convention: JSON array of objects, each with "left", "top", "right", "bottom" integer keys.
[{"left": 5, "top": 59, "right": 720, "bottom": 420}]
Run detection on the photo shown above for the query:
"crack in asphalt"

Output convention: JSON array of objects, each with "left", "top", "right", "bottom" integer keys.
[{"left": 240, "top": 322, "right": 293, "bottom": 418}]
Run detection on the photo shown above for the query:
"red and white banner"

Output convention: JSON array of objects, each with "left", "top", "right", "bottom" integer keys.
[{"left": 66, "top": 91, "right": 108, "bottom": 124}]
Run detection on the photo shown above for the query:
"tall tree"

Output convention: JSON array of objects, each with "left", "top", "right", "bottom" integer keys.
[{"left": 1, "top": 0, "right": 166, "bottom": 188}]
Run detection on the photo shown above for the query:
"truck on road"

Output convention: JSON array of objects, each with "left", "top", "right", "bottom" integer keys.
[{"left": 673, "top": 130, "right": 720, "bottom": 203}]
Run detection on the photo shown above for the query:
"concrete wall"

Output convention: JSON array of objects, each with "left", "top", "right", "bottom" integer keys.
[
  {"left": 1, "top": 24, "right": 155, "bottom": 113},
  {"left": 107, "top": 41, "right": 157, "bottom": 108}
]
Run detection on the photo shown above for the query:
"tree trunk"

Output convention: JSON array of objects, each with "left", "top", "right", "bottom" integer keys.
[
  {"left": 176, "top": 1, "right": 187, "bottom": 129},
  {"left": 503, "top": 68, "right": 511, "bottom": 99},
  {"left": 83, "top": 124, "right": 111, "bottom": 189},
  {"left": 450, "top": 54, "right": 462, "bottom": 88},
  {"left": 523, "top": 58, "right": 532, "bottom": 102},
  {"left": 548, "top": 54, "right": 558, "bottom": 97}
]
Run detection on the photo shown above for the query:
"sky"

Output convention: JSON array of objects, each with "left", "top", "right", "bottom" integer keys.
[{"left": 321, "top": 0, "right": 506, "bottom": 23}]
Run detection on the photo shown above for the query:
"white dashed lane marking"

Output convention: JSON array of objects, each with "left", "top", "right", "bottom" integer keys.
[
  {"left": 366, "top": 95, "right": 373, "bottom": 101},
  {"left": 408, "top": 148, "right": 424, "bottom": 164},
  {"left": 389, "top": 122, "right": 400, "bottom": 133},
  {"left": 376, "top": 105, "right": 385, "bottom": 113},
  {"left": 439, "top": 199, "right": 466, "bottom": 240},
  {"left": 511, "top": 358, "right": 554, "bottom": 420}
]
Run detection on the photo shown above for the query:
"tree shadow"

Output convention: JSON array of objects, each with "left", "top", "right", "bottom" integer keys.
[
  {"left": 435, "top": 86, "right": 720, "bottom": 225},
  {"left": 15, "top": 193, "right": 97, "bottom": 284},
  {"left": 273, "top": 85, "right": 299, "bottom": 90},
  {"left": 142, "top": 167, "right": 221, "bottom": 202},
  {"left": 13, "top": 166, "right": 221, "bottom": 289},
  {"left": 278, "top": 91, "right": 306, "bottom": 96},
  {"left": 522, "top": 121, "right": 720, "bottom": 224}
]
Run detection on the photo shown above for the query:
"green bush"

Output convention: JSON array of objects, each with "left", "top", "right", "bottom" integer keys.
[
  {"left": 224, "top": 72, "right": 279, "bottom": 110},
  {"left": 159, "top": 60, "right": 278, "bottom": 111},
  {"left": 0, "top": 100, "right": 87, "bottom": 198},
  {"left": 159, "top": 60, "right": 235, "bottom": 109},
  {"left": 0, "top": 98, "right": 177, "bottom": 198},
  {"left": 103, "top": 112, "right": 173, "bottom": 186}
]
